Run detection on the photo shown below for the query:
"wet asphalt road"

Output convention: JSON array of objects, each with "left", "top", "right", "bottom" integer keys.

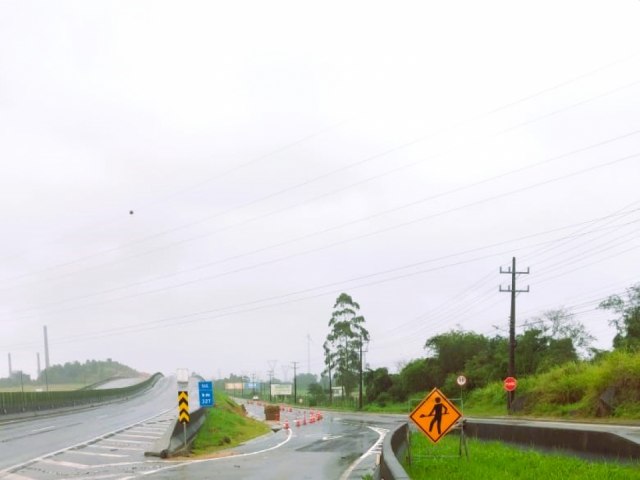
[
  {"left": 0, "top": 376, "right": 177, "bottom": 476},
  {"left": 143, "top": 404, "right": 403, "bottom": 480},
  {"left": 0, "top": 383, "right": 403, "bottom": 480}
]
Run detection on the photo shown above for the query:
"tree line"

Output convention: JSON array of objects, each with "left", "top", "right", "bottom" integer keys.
[{"left": 316, "top": 284, "right": 640, "bottom": 407}]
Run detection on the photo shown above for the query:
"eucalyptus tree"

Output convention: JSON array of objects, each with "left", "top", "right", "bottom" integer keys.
[
  {"left": 599, "top": 283, "right": 640, "bottom": 351},
  {"left": 323, "top": 293, "right": 369, "bottom": 400}
]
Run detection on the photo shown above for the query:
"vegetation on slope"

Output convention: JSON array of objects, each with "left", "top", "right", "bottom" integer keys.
[
  {"left": 191, "top": 391, "right": 271, "bottom": 456},
  {"left": 465, "top": 349, "right": 640, "bottom": 419}
]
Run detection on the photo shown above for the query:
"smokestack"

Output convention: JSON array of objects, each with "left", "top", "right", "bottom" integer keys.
[
  {"left": 43, "top": 325, "right": 50, "bottom": 369},
  {"left": 37, "top": 352, "right": 41, "bottom": 377},
  {"left": 8, "top": 353, "right": 11, "bottom": 377}
]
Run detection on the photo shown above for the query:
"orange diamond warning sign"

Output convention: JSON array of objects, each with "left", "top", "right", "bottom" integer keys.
[{"left": 409, "top": 387, "right": 462, "bottom": 443}]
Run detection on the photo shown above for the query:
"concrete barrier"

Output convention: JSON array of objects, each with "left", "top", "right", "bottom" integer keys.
[
  {"left": 376, "top": 418, "right": 640, "bottom": 479},
  {"left": 145, "top": 407, "right": 209, "bottom": 458},
  {"left": 377, "top": 422, "right": 410, "bottom": 480},
  {"left": 0, "top": 373, "right": 163, "bottom": 417},
  {"left": 464, "top": 420, "right": 640, "bottom": 460}
]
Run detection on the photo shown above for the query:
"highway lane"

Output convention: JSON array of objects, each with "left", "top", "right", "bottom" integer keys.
[
  {"left": 0, "top": 376, "right": 177, "bottom": 475},
  {"left": 140, "top": 405, "right": 403, "bottom": 480},
  {"left": 0, "top": 395, "right": 399, "bottom": 480}
]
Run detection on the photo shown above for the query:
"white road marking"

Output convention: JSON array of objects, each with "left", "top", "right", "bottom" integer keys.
[
  {"left": 104, "top": 438, "right": 148, "bottom": 444},
  {"left": 68, "top": 450, "right": 128, "bottom": 458},
  {"left": 41, "top": 458, "right": 89, "bottom": 468},
  {"left": 29, "top": 426, "right": 55, "bottom": 433},
  {"left": 339, "top": 426, "right": 388, "bottom": 480},
  {"left": 116, "top": 434, "right": 157, "bottom": 439},
  {"left": 40, "top": 459, "right": 151, "bottom": 469},
  {"left": 2, "top": 473, "right": 35, "bottom": 480},
  {"left": 72, "top": 475, "right": 122, "bottom": 480},
  {"left": 89, "top": 444, "right": 144, "bottom": 451},
  {"left": 121, "top": 428, "right": 294, "bottom": 479},
  {"left": 0, "top": 408, "right": 173, "bottom": 477}
]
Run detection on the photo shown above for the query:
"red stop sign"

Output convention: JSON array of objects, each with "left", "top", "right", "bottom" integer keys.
[{"left": 503, "top": 376, "right": 517, "bottom": 391}]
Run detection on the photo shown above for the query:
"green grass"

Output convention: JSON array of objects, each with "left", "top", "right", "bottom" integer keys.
[
  {"left": 191, "top": 392, "right": 271, "bottom": 455},
  {"left": 405, "top": 432, "right": 640, "bottom": 479},
  {"left": 464, "top": 351, "right": 640, "bottom": 420}
]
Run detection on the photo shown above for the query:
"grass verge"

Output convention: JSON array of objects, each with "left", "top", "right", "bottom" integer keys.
[
  {"left": 404, "top": 432, "right": 640, "bottom": 479},
  {"left": 191, "top": 391, "right": 271, "bottom": 456}
]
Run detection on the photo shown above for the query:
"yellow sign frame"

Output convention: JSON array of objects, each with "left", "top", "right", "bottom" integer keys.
[
  {"left": 178, "top": 390, "right": 190, "bottom": 424},
  {"left": 409, "top": 387, "right": 461, "bottom": 443}
]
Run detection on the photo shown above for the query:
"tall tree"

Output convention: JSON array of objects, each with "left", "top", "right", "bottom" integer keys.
[
  {"left": 324, "top": 293, "right": 369, "bottom": 398},
  {"left": 525, "top": 308, "right": 594, "bottom": 358},
  {"left": 425, "top": 329, "right": 490, "bottom": 378},
  {"left": 599, "top": 284, "right": 640, "bottom": 351}
]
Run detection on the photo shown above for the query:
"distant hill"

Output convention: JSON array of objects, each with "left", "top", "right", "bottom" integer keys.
[{"left": 38, "top": 358, "right": 141, "bottom": 385}]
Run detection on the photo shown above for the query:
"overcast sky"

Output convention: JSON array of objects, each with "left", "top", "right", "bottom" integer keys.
[{"left": 1, "top": 1, "right": 639, "bottom": 383}]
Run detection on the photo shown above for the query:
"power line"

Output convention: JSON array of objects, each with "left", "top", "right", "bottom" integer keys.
[
  {"left": 3, "top": 201, "right": 638, "bottom": 324},
  {"left": 2, "top": 142, "right": 638, "bottom": 315},
  {"left": 3, "top": 70, "right": 640, "bottom": 287}
]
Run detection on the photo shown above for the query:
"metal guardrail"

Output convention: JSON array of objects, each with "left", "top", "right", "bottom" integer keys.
[{"left": 0, "top": 373, "right": 163, "bottom": 415}]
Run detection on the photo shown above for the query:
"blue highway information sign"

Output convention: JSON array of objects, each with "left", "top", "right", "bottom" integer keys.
[{"left": 199, "top": 381, "right": 214, "bottom": 407}]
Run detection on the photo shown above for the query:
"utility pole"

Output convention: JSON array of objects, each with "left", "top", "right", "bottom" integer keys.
[
  {"left": 267, "top": 360, "right": 276, "bottom": 403},
  {"left": 358, "top": 341, "right": 363, "bottom": 410},
  {"left": 327, "top": 356, "right": 333, "bottom": 405},
  {"left": 307, "top": 334, "right": 311, "bottom": 374},
  {"left": 500, "top": 257, "right": 530, "bottom": 412},
  {"left": 292, "top": 361, "right": 298, "bottom": 405},
  {"left": 43, "top": 326, "right": 50, "bottom": 369}
]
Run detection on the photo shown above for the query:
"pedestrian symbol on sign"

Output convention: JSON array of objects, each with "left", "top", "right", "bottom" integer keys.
[{"left": 421, "top": 396, "right": 448, "bottom": 435}]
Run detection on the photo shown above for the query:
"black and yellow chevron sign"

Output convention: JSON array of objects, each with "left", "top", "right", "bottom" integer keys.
[{"left": 178, "top": 390, "right": 190, "bottom": 424}]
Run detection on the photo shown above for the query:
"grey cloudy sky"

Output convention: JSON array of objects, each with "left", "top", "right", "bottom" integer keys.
[{"left": 1, "top": 1, "right": 639, "bottom": 382}]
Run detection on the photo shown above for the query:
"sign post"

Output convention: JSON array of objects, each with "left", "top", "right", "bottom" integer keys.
[
  {"left": 456, "top": 375, "right": 467, "bottom": 415},
  {"left": 175, "top": 369, "right": 190, "bottom": 451},
  {"left": 178, "top": 390, "right": 189, "bottom": 449},
  {"left": 503, "top": 376, "right": 517, "bottom": 413}
]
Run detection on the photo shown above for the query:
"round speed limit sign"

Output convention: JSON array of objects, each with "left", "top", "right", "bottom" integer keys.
[{"left": 456, "top": 375, "right": 467, "bottom": 387}]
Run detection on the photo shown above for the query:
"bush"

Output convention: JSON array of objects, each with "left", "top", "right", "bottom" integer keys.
[{"left": 376, "top": 392, "right": 392, "bottom": 407}]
